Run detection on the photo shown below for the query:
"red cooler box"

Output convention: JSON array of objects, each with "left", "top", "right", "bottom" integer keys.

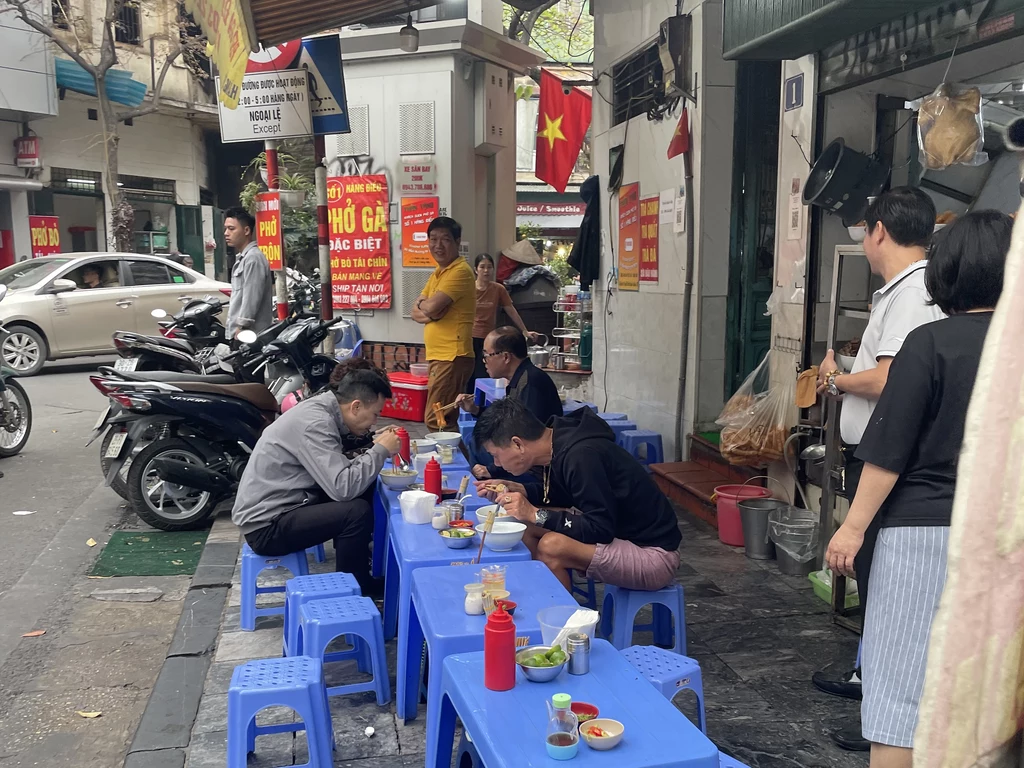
[{"left": 382, "top": 371, "right": 430, "bottom": 421}]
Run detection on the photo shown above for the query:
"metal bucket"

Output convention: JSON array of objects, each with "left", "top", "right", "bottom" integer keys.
[
  {"left": 777, "top": 549, "right": 816, "bottom": 576},
  {"left": 737, "top": 498, "right": 785, "bottom": 560}
]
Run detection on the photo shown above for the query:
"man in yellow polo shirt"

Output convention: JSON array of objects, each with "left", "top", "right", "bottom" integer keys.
[{"left": 411, "top": 216, "right": 476, "bottom": 430}]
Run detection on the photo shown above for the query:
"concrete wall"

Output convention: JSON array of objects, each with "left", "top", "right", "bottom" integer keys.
[
  {"left": 591, "top": 0, "right": 735, "bottom": 460},
  {"left": 0, "top": 0, "right": 59, "bottom": 120}
]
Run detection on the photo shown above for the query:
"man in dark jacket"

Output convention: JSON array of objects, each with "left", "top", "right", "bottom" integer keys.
[{"left": 473, "top": 399, "right": 681, "bottom": 591}]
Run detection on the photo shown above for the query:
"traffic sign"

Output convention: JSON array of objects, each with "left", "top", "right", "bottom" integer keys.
[
  {"left": 246, "top": 41, "right": 301, "bottom": 74},
  {"left": 297, "top": 36, "right": 350, "bottom": 135}
]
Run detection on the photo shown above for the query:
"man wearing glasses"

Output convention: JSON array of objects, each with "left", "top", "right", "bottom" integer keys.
[{"left": 411, "top": 217, "right": 477, "bottom": 430}]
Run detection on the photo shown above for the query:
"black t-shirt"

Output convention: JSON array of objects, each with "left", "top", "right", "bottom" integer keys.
[{"left": 856, "top": 312, "right": 992, "bottom": 528}]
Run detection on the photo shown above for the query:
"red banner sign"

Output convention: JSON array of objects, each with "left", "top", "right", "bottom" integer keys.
[
  {"left": 639, "top": 196, "right": 659, "bottom": 282},
  {"left": 400, "top": 197, "right": 439, "bottom": 268},
  {"left": 328, "top": 175, "right": 392, "bottom": 309},
  {"left": 28, "top": 215, "right": 60, "bottom": 258},
  {"left": 616, "top": 183, "right": 640, "bottom": 291},
  {"left": 255, "top": 192, "right": 283, "bottom": 270}
]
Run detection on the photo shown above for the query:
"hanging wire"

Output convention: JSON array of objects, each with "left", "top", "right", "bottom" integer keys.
[{"left": 941, "top": 33, "right": 962, "bottom": 83}]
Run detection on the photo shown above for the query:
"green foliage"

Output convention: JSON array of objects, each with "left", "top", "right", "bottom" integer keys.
[{"left": 504, "top": 1, "right": 594, "bottom": 63}]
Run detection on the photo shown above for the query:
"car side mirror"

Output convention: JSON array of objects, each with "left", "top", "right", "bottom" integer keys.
[
  {"left": 151, "top": 308, "right": 168, "bottom": 319},
  {"left": 49, "top": 278, "right": 78, "bottom": 294},
  {"left": 237, "top": 330, "right": 258, "bottom": 344}
]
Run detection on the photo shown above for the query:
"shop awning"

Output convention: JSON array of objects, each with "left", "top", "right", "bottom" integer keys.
[
  {"left": 246, "top": 0, "right": 441, "bottom": 46},
  {"left": 722, "top": 0, "right": 941, "bottom": 60},
  {"left": 54, "top": 58, "right": 147, "bottom": 107}
]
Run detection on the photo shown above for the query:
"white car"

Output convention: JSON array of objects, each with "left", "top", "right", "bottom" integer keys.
[{"left": 0, "top": 253, "right": 231, "bottom": 375}]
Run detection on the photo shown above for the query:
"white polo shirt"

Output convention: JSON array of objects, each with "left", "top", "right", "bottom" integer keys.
[{"left": 840, "top": 261, "right": 946, "bottom": 444}]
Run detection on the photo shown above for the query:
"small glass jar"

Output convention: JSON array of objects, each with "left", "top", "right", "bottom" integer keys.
[
  {"left": 481, "top": 564, "right": 507, "bottom": 595},
  {"left": 439, "top": 444, "right": 454, "bottom": 463},
  {"left": 431, "top": 506, "right": 449, "bottom": 530},
  {"left": 464, "top": 583, "right": 484, "bottom": 615}
]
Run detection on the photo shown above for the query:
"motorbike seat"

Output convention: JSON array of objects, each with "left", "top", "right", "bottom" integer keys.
[
  {"left": 157, "top": 336, "right": 195, "bottom": 353},
  {"left": 173, "top": 382, "right": 280, "bottom": 414},
  {"left": 110, "top": 370, "right": 236, "bottom": 385}
]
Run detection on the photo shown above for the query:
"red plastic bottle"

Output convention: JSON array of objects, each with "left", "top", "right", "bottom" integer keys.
[
  {"left": 423, "top": 456, "right": 442, "bottom": 503},
  {"left": 484, "top": 607, "right": 516, "bottom": 691},
  {"left": 396, "top": 427, "right": 410, "bottom": 463}
]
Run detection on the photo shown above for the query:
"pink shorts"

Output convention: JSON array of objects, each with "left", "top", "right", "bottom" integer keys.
[{"left": 585, "top": 539, "right": 679, "bottom": 591}]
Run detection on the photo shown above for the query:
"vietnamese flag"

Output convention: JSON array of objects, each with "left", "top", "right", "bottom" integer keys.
[
  {"left": 535, "top": 69, "right": 592, "bottom": 194},
  {"left": 667, "top": 108, "right": 690, "bottom": 159}
]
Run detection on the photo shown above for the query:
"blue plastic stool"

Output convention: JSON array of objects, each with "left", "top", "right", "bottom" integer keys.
[
  {"left": 458, "top": 413, "right": 476, "bottom": 453},
  {"left": 283, "top": 572, "right": 361, "bottom": 657},
  {"left": 606, "top": 420, "right": 638, "bottom": 443},
  {"left": 297, "top": 596, "right": 391, "bottom": 705},
  {"left": 719, "top": 753, "right": 752, "bottom": 767},
  {"left": 240, "top": 544, "right": 309, "bottom": 632},
  {"left": 227, "top": 656, "right": 333, "bottom": 768},
  {"left": 621, "top": 645, "right": 705, "bottom": 732},
  {"left": 455, "top": 732, "right": 483, "bottom": 767},
  {"left": 601, "top": 583, "right": 686, "bottom": 654},
  {"left": 308, "top": 543, "right": 326, "bottom": 564},
  {"left": 568, "top": 571, "right": 597, "bottom": 610},
  {"left": 618, "top": 429, "right": 665, "bottom": 471},
  {"left": 598, "top": 412, "right": 629, "bottom": 422},
  {"left": 563, "top": 400, "right": 597, "bottom": 414}
]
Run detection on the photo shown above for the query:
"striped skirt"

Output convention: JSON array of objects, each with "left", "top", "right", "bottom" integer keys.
[{"left": 862, "top": 525, "right": 950, "bottom": 748}]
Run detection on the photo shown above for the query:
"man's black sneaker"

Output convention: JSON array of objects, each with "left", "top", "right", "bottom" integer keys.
[
  {"left": 812, "top": 667, "right": 863, "bottom": 700},
  {"left": 830, "top": 724, "right": 870, "bottom": 752}
]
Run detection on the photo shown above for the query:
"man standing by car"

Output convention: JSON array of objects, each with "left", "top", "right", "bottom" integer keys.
[
  {"left": 811, "top": 187, "right": 944, "bottom": 752},
  {"left": 223, "top": 207, "right": 273, "bottom": 339},
  {"left": 411, "top": 216, "right": 476, "bottom": 431}
]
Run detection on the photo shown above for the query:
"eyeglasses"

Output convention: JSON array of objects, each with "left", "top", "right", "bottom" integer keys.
[{"left": 482, "top": 350, "right": 505, "bottom": 360}]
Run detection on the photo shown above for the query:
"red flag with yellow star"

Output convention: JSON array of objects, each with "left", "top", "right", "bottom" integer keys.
[
  {"left": 535, "top": 68, "right": 592, "bottom": 194},
  {"left": 667, "top": 108, "right": 690, "bottom": 159}
]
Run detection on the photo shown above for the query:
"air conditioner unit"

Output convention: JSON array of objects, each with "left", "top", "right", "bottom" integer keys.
[
  {"left": 475, "top": 62, "right": 510, "bottom": 156},
  {"left": 659, "top": 15, "right": 693, "bottom": 102}
]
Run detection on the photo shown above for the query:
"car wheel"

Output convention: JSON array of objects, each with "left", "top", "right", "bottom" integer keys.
[{"left": 1, "top": 326, "right": 48, "bottom": 376}]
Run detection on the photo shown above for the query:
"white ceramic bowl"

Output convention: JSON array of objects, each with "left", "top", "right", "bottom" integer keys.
[
  {"left": 581, "top": 719, "right": 624, "bottom": 750},
  {"left": 475, "top": 520, "right": 527, "bottom": 551},
  {"left": 836, "top": 354, "right": 857, "bottom": 373},
  {"left": 474, "top": 503, "right": 514, "bottom": 520},
  {"left": 379, "top": 469, "right": 418, "bottom": 490},
  {"left": 847, "top": 225, "right": 867, "bottom": 243},
  {"left": 426, "top": 431, "right": 461, "bottom": 447},
  {"left": 411, "top": 438, "right": 437, "bottom": 454}
]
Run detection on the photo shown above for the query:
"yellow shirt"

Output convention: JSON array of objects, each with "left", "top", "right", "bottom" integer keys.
[{"left": 423, "top": 258, "right": 476, "bottom": 361}]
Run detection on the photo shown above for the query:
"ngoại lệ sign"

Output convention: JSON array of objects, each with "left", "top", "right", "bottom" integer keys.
[
  {"left": 328, "top": 175, "right": 392, "bottom": 309},
  {"left": 255, "top": 193, "right": 283, "bottom": 270},
  {"left": 217, "top": 70, "right": 312, "bottom": 143},
  {"left": 28, "top": 215, "right": 60, "bottom": 258}
]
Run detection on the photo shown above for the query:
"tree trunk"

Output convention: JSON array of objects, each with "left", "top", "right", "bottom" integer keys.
[{"left": 96, "top": 78, "right": 133, "bottom": 252}]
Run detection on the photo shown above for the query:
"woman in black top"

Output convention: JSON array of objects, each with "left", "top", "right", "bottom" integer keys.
[{"left": 825, "top": 210, "right": 1012, "bottom": 768}]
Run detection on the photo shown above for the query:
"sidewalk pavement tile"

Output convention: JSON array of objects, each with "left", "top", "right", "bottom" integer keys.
[
  {"left": 186, "top": 729, "right": 293, "bottom": 768},
  {"left": 214, "top": 629, "right": 285, "bottom": 662},
  {"left": 124, "top": 748, "right": 186, "bottom": 768},
  {"left": 130, "top": 655, "right": 210, "bottom": 752},
  {"left": 193, "top": 693, "right": 295, "bottom": 735}
]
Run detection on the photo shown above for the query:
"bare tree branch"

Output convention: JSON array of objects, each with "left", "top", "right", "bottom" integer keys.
[
  {"left": 520, "top": 0, "right": 560, "bottom": 46},
  {"left": 116, "top": 45, "right": 184, "bottom": 120}
]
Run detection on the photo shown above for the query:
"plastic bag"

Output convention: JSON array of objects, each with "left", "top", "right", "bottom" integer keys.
[
  {"left": 716, "top": 352, "right": 793, "bottom": 466},
  {"left": 768, "top": 506, "right": 819, "bottom": 563},
  {"left": 909, "top": 83, "right": 988, "bottom": 170}
]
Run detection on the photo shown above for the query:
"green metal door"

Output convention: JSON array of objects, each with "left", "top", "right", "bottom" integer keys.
[
  {"left": 176, "top": 205, "right": 204, "bottom": 271},
  {"left": 726, "top": 61, "right": 780, "bottom": 395},
  {"left": 212, "top": 207, "right": 227, "bottom": 281}
]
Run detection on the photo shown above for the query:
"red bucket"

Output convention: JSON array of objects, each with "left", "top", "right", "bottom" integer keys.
[{"left": 714, "top": 484, "right": 771, "bottom": 547}]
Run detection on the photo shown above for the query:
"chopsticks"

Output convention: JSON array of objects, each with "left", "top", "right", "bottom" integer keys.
[
  {"left": 475, "top": 508, "right": 497, "bottom": 564},
  {"left": 430, "top": 399, "right": 462, "bottom": 426}
]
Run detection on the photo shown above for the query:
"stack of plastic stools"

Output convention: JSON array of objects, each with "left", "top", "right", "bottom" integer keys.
[
  {"left": 227, "top": 656, "right": 334, "bottom": 767},
  {"left": 607, "top": 420, "right": 639, "bottom": 443},
  {"left": 598, "top": 412, "right": 629, "bottom": 422},
  {"left": 568, "top": 571, "right": 598, "bottom": 609},
  {"left": 563, "top": 400, "right": 598, "bottom": 414},
  {"left": 621, "top": 645, "right": 705, "bottom": 733},
  {"left": 240, "top": 544, "right": 309, "bottom": 632},
  {"left": 601, "top": 583, "right": 687, "bottom": 653},
  {"left": 455, "top": 732, "right": 483, "bottom": 767},
  {"left": 618, "top": 429, "right": 665, "bottom": 471},
  {"left": 283, "top": 572, "right": 361, "bottom": 659},
  {"left": 458, "top": 411, "right": 476, "bottom": 450},
  {"left": 719, "top": 753, "right": 752, "bottom": 767},
  {"left": 307, "top": 543, "right": 326, "bottom": 563},
  {"left": 297, "top": 596, "right": 390, "bottom": 705}
]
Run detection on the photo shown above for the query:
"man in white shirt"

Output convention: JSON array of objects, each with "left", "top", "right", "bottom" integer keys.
[{"left": 812, "top": 187, "right": 945, "bottom": 752}]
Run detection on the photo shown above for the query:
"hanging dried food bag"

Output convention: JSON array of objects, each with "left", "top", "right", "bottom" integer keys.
[
  {"left": 910, "top": 83, "right": 988, "bottom": 170},
  {"left": 716, "top": 353, "right": 771, "bottom": 428},
  {"left": 718, "top": 355, "right": 794, "bottom": 466}
]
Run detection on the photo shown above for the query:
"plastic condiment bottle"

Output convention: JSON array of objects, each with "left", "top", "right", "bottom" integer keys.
[
  {"left": 483, "top": 607, "right": 516, "bottom": 691},
  {"left": 396, "top": 427, "right": 410, "bottom": 463},
  {"left": 423, "top": 456, "right": 442, "bottom": 503}
]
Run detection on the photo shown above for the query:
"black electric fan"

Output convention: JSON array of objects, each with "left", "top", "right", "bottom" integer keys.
[{"left": 803, "top": 138, "right": 888, "bottom": 226}]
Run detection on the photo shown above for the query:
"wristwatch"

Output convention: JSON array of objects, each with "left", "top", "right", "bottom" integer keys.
[
  {"left": 535, "top": 509, "right": 550, "bottom": 527},
  {"left": 826, "top": 370, "right": 841, "bottom": 397}
]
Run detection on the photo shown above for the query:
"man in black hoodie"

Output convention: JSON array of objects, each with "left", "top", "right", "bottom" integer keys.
[{"left": 473, "top": 399, "right": 681, "bottom": 592}]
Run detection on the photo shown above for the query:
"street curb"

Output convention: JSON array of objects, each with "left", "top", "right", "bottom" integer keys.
[{"left": 124, "top": 516, "right": 240, "bottom": 767}]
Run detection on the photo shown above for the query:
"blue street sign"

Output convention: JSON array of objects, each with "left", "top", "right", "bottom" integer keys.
[
  {"left": 299, "top": 36, "right": 350, "bottom": 135},
  {"left": 784, "top": 73, "right": 804, "bottom": 112}
]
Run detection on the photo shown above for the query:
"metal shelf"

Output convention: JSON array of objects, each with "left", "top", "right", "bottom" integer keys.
[
  {"left": 552, "top": 328, "right": 581, "bottom": 339},
  {"left": 553, "top": 301, "right": 593, "bottom": 314},
  {"left": 838, "top": 306, "right": 870, "bottom": 321}
]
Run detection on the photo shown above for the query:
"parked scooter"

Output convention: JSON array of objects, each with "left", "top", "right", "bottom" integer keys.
[
  {"left": 0, "top": 285, "right": 32, "bottom": 462},
  {"left": 110, "top": 296, "right": 228, "bottom": 374},
  {"left": 91, "top": 316, "right": 346, "bottom": 528}
]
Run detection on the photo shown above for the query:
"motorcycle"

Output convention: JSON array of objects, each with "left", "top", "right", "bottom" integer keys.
[
  {"left": 0, "top": 285, "right": 31, "bottom": 460},
  {"left": 91, "top": 316, "right": 346, "bottom": 528},
  {"left": 110, "top": 296, "right": 228, "bottom": 374}
]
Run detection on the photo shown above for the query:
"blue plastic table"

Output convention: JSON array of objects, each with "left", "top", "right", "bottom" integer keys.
[
  {"left": 372, "top": 456, "right": 472, "bottom": 579},
  {"left": 409, "top": 562, "right": 574, "bottom": 762},
  {"left": 434, "top": 639, "right": 720, "bottom": 768}
]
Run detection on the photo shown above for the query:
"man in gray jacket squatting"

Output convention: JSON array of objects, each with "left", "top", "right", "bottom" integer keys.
[{"left": 231, "top": 370, "right": 401, "bottom": 594}]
